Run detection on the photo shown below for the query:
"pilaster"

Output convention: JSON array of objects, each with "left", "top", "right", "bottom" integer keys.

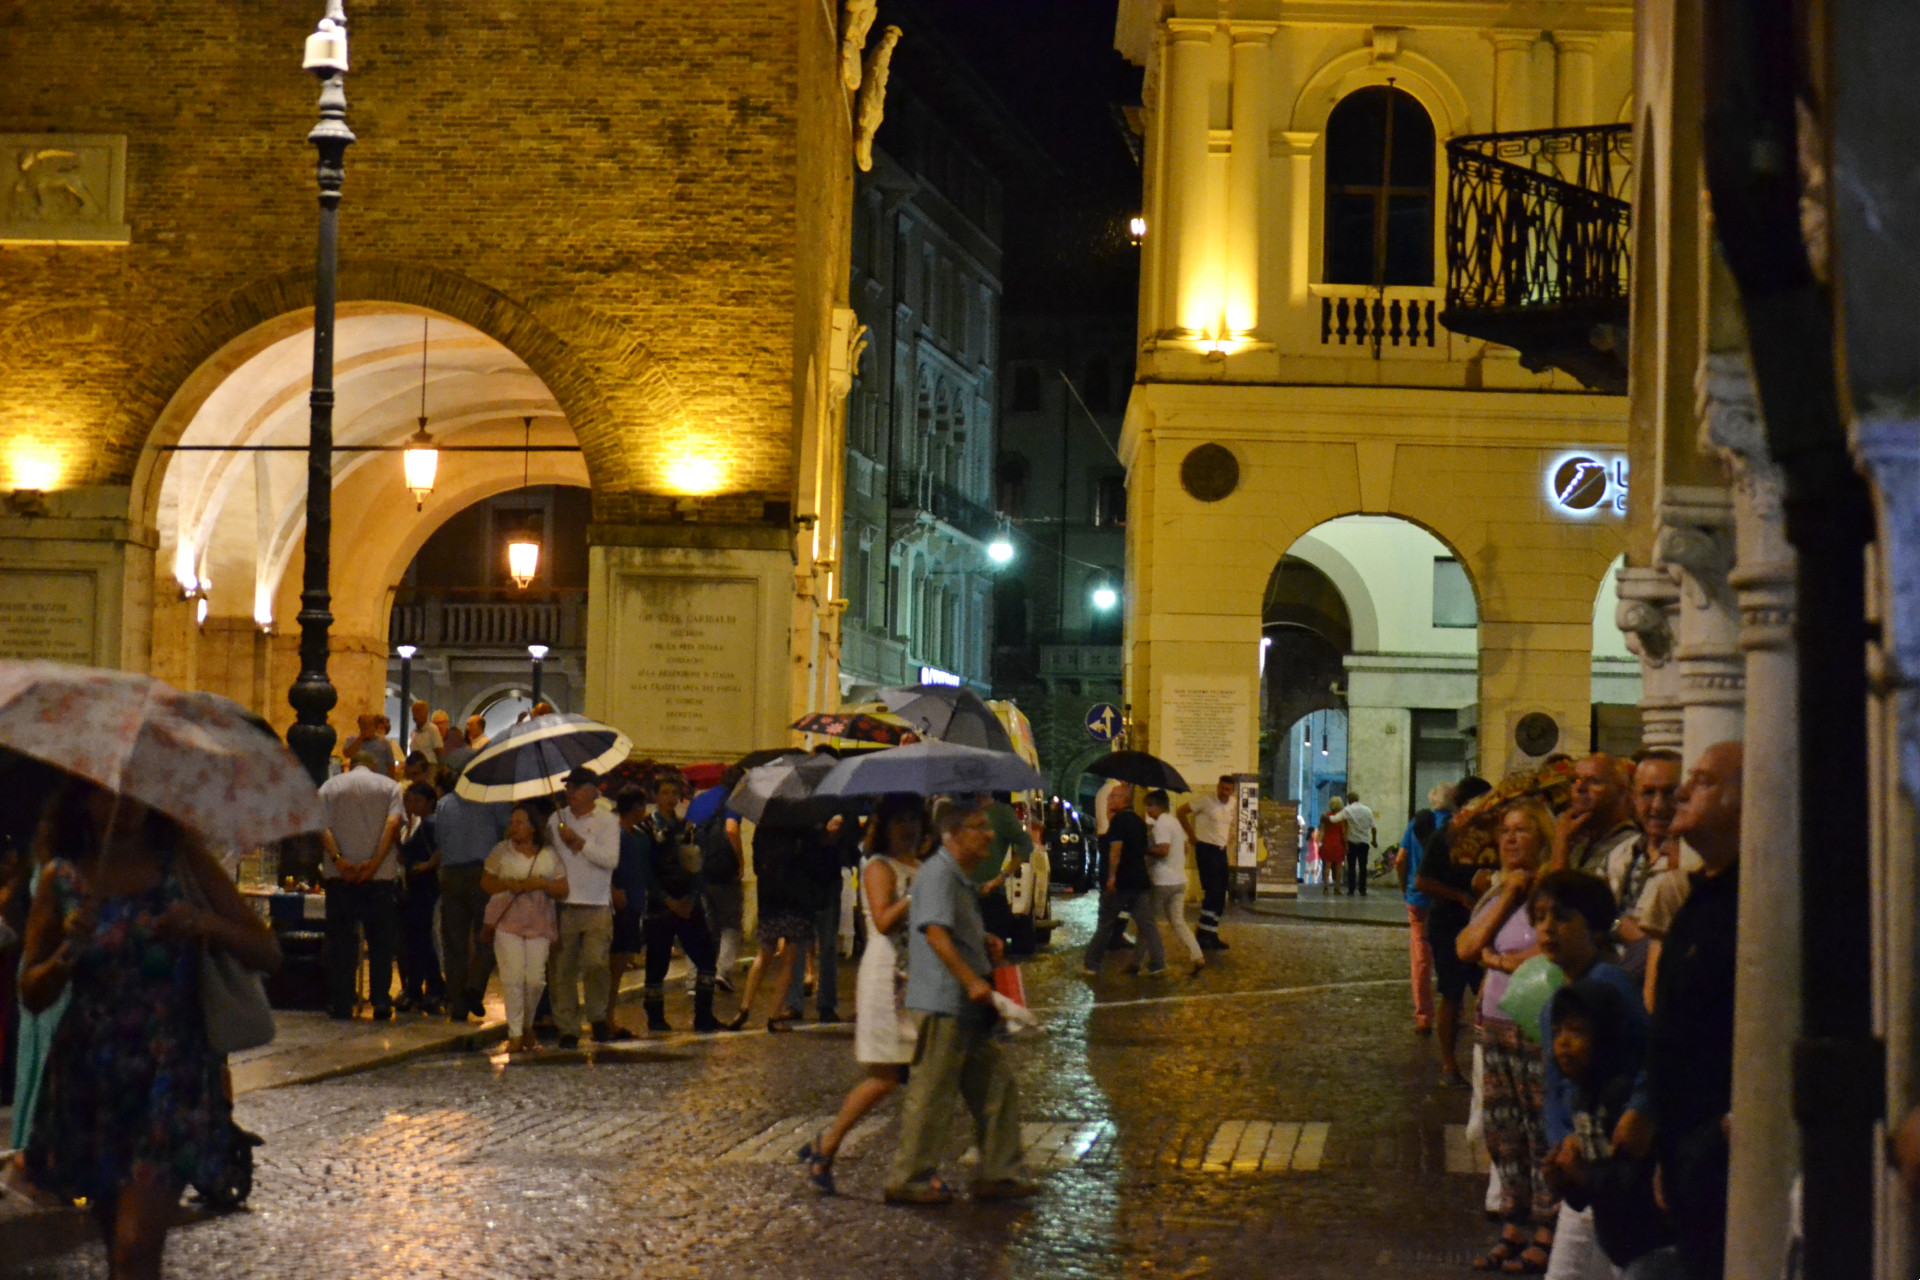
[
  {"left": 1700, "top": 350, "right": 1800, "bottom": 1280},
  {"left": 1553, "top": 31, "right": 1600, "bottom": 127},
  {"left": 1162, "top": 21, "right": 1215, "bottom": 340},
  {"left": 1487, "top": 31, "right": 1538, "bottom": 133},
  {"left": 1653, "top": 484, "right": 1744, "bottom": 759},
  {"left": 1224, "top": 23, "right": 1274, "bottom": 340}
]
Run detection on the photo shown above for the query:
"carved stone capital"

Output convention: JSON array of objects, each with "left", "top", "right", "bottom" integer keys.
[
  {"left": 1698, "top": 351, "right": 1786, "bottom": 525},
  {"left": 1614, "top": 564, "right": 1679, "bottom": 667},
  {"left": 1654, "top": 518, "right": 1737, "bottom": 611}
]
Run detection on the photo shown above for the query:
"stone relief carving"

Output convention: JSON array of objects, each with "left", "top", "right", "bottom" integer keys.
[
  {"left": 853, "top": 25, "right": 902, "bottom": 174},
  {"left": 0, "top": 135, "right": 129, "bottom": 243},
  {"left": 840, "top": 0, "right": 879, "bottom": 91}
]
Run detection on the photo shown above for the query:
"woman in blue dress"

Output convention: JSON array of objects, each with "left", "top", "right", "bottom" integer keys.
[{"left": 19, "top": 783, "right": 279, "bottom": 1280}]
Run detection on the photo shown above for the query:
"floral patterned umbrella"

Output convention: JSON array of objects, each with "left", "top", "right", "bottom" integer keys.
[
  {"left": 0, "top": 661, "right": 325, "bottom": 850},
  {"left": 790, "top": 711, "right": 919, "bottom": 746}
]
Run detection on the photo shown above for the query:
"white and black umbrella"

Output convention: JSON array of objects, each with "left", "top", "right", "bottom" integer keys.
[
  {"left": 727, "top": 751, "right": 840, "bottom": 824},
  {"left": 454, "top": 712, "right": 632, "bottom": 802},
  {"left": 875, "top": 683, "right": 1015, "bottom": 753},
  {"left": 814, "top": 739, "right": 1043, "bottom": 798}
]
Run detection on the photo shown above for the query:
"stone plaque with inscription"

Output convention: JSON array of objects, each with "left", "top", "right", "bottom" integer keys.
[
  {"left": 613, "top": 576, "right": 760, "bottom": 758},
  {"left": 0, "top": 570, "right": 97, "bottom": 664},
  {"left": 0, "top": 135, "right": 130, "bottom": 244},
  {"left": 1158, "top": 674, "right": 1253, "bottom": 795}
]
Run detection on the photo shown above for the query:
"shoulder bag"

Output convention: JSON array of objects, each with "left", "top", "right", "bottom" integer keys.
[{"left": 179, "top": 860, "right": 277, "bottom": 1056}]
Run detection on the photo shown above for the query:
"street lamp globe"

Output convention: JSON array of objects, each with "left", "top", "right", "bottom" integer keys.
[
  {"left": 987, "top": 538, "right": 1014, "bottom": 565},
  {"left": 1090, "top": 584, "right": 1119, "bottom": 611},
  {"left": 526, "top": 644, "right": 549, "bottom": 661}
]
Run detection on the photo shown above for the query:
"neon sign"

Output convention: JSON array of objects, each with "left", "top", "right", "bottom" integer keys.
[{"left": 1545, "top": 451, "right": 1628, "bottom": 518}]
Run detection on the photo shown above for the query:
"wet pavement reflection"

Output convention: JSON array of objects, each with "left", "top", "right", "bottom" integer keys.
[{"left": 15, "top": 894, "right": 1488, "bottom": 1279}]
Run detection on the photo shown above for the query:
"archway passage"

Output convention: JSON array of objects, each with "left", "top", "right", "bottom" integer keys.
[
  {"left": 146, "top": 306, "right": 588, "bottom": 741},
  {"left": 1264, "top": 516, "right": 1480, "bottom": 854}
]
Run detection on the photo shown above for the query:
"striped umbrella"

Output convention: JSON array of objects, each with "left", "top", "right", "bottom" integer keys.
[{"left": 454, "top": 712, "right": 632, "bottom": 802}]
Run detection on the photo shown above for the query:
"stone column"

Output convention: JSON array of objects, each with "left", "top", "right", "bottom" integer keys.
[
  {"left": 1614, "top": 563, "right": 1683, "bottom": 750},
  {"left": 1698, "top": 351, "right": 1801, "bottom": 1280},
  {"left": 1224, "top": 23, "right": 1274, "bottom": 338},
  {"left": 1553, "top": 31, "right": 1600, "bottom": 127},
  {"left": 1277, "top": 131, "right": 1318, "bottom": 305},
  {"left": 1653, "top": 485, "right": 1744, "bottom": 759},
  {"left": 1488, "top": 31, "right": 1537, "bottom": 133},
  {"left": 1163, "top": 20, "right": 1215, "bottom": 339}
]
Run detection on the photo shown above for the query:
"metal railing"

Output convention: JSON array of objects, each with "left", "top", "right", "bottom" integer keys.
[
  {"left": 888, "top": 470, "right": 997, "bottom": 538},
  {"left": 1444, "top": 124, "right": 1631, "bottom": 317},
  {"left": 388, "top": 589, "right": 585, "bottom": 650}
]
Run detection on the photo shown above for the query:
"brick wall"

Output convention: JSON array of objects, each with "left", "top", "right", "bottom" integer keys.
[{"left": 0, "top": 0, "right": 848, "bottom": 519}]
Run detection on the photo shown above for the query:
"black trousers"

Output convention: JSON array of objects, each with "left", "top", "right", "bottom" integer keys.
[
  {"left": 324, "top": 879, "right": 399, "bottom": 1016},
  {"left": 1194, "top": 842, "right": 1229, "bottom": 936},
  {"left": 1345, "top": 843, "right": 1371, "bottom": 895},
  {"left": 642, "top": 909, "right": 717, "bottom": 991},
  {"left": 397, "top": 876, "right": 443, "bottom": 1002},
  {"left": 437, "top": 863, "right": 495, "bottom": 1009}
]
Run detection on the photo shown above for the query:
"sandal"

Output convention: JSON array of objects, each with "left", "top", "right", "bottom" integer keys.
[
  {"left": 1500, "top": 1232, "right": 1554, "bottom": 1276},
  {"left": 1471, "top": 1228, "right": 1529, "bottom": 1272},
  {"left": 797, "top": 1136, "right": 836, "bottom": 1195},
  {"left": 884, "top": 1175, "right": 954, "bottom": 1206},
  {"left": 768, "top": 1006, "right": 801, "bottom": 1033}
]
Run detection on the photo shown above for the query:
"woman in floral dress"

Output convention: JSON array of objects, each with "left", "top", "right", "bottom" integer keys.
[{"left": 18, "top": 782, "right": 280, "bottom": 1280}]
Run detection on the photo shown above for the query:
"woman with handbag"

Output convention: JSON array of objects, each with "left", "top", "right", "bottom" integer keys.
[
  {"left": 1455, "top": 800, "right": 1555, "bottom": 1273},
  {"left": 480, "top": 804, "right": 569, "bottom": 1054},
  {"left": 18, "top": 781, "right": 280, "bottom": 1280},
  {"left": 798, "top": 794, "right": 925, "bottom": 1194}
]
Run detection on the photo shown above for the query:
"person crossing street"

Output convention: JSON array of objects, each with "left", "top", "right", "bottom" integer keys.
[{"left": 1178, "top": 776, "right": 1234, "bottom": 950}]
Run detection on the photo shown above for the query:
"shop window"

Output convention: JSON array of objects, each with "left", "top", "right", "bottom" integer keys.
[
  {"left": 1432, "top": 556, "right": 1478, "bottom": 628},
  {"left": 1323, "top": 86, "right": 1436, "bottom": 287}
]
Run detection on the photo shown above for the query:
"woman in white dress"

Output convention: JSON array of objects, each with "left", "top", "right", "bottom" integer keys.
[
  {"left": 799, "top": 794, "right": 927, "bottom": 1194},
  {"left": 480, "top": 804, "right": 569, "bottom": 1054}
]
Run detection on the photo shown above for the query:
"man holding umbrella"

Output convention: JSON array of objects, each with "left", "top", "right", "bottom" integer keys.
[{"left": 546, "top": 768, "right": 620, "bottom": 1048}]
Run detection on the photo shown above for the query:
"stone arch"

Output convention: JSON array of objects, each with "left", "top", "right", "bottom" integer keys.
[
  {"left": 1288, "top": 47, "right": 1472, "bottom": 138},
  {"left": 126, "top": 261, "right": 683, "bottom": 526}
]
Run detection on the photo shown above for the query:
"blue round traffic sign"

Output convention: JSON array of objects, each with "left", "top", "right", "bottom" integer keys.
[{"left": 1085, "top": 703, "right": 1121, "bottom": 742}]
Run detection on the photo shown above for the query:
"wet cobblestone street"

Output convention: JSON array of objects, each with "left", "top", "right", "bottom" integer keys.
[{"left": 15, "top": 897, "right": 1488, "bottom": 1279}]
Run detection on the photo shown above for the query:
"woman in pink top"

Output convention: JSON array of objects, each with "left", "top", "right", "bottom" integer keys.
[
  {"left": 1455, "top": 800, "right": 1553, "bottom": 1273},
  {"left": 481, "top": 805, "right": 569, "bottom": 1054}
]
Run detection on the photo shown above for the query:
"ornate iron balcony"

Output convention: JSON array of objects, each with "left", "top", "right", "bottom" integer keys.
[
  {"left": 888, "top": 470, "right": 998, "bottom": 540},
  {"left": 1440, "top": 124, "right": 1632, "bottom": 393}
]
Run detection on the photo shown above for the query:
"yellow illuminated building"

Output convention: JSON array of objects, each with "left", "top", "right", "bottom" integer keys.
[{"left": 1113, "top": 0, "right": 1635, "bottom": 793}]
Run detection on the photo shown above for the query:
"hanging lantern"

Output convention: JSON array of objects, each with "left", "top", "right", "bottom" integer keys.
[
  {"left": 403, "top": 424, "right": 437, "bottom": 509},
  {"left": 403, "top": 317, "right": 437, "bottom": 509},
  {"left": 507, "top": 531, "right": 540, "bottom": 589}
]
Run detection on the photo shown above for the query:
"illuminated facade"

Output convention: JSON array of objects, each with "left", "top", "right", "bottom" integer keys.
[
  {"left": 0, "top": 2, "right": 869, "bottom": 759},
  {"left": 1113, "top": 0, "right": 1635, "bottom": 795}
]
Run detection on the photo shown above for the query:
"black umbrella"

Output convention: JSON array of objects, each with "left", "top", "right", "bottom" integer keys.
[
  {"left": 728, "top": 752, "right": 841, "bottom": 824},
  {"left": 1086, "top": 750, "right": 1191, "bottom": 793},
  {"left": 874, "top": 683, "right": 1015, "bottom": 752},
  {"left": 454, "top": 713, "right": 633, "bottom": 802}
]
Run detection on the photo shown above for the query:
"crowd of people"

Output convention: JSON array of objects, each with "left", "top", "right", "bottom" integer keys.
[{"left": 1386, "top": 745, "right": 1743, "bottom": 1280}]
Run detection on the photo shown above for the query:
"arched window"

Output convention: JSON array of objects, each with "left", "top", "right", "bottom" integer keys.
[{"left": 1323, "top": 86, "right": 1436, "bottom": 287}]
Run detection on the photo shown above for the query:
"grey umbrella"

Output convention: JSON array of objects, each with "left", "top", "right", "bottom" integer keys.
[
  {"left": 814, "top": 739, "right": 1043, "bottom": 798},
  {"left": 874, "top": 683, "right": 1015, "bottom": 752},
  {"left": 727, "top": 751, "right": 839, "bottom": 824}
]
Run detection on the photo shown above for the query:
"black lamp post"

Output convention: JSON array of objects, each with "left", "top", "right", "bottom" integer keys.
[
  {"left": 395, "top": 644, "right": 415, "bottom": 755},
  {"left": 528, "top": 644, "right": 548, "bottom": 709},
  {"left": 287, "top": 1, "right": 355, "bottom": 785}
]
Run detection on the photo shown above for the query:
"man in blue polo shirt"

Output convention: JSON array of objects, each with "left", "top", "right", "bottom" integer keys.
[
  {"left": 884, "top": 800, "right": 1038, "bottom": 1206},
  {"left": 434, "top": 784, "right": 510, "bottom": 1022}
]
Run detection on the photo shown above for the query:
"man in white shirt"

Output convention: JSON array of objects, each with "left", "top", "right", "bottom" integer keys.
[
  {"left": 318, "top": 750, "right": 406, "bottom": 1020},
  {"left": 1328, "top": 791, "right": 1376, "bottom": 896},
  {"left": 1145, "top": 789, "right": 1205, "bottom": 972},
  {"left": 547, "top": 767, "right": 622, "bottom": 1047},
  {"left": 1178, "top": 775, "right": 1235, "bottom": 951},
  {"left": 409, "top": 700, "right": 443, "bottom": 765}
]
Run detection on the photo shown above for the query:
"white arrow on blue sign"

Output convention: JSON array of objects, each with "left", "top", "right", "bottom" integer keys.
[{"left": 1085, "top": 703, "right": 1121, "bottom": 742}]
